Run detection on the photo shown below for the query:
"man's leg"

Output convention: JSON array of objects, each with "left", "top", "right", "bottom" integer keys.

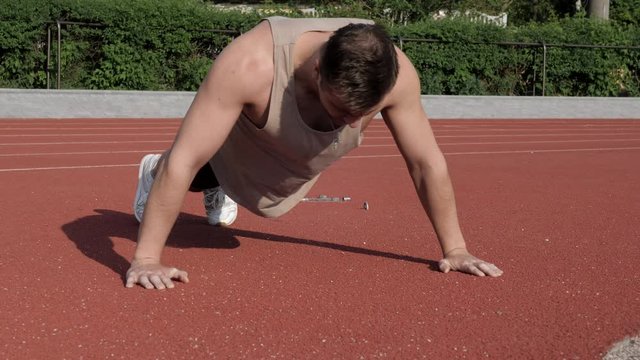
[
  {"left": 133, "top": 153, "right": 163, "bottom": 222},
  {"left": 191, "top": 163, "right": 238, "bottom": 226},
  {"left": 133, "top": 153, "right": 237, "bottom": 226}
]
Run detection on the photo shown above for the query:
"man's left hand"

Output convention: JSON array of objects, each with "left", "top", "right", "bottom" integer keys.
[{"left": 439, "top": 248, "right": 503, "bottom": 277}]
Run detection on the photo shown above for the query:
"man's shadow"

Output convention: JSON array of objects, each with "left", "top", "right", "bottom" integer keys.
[{"left": 61, "top": 209, "right": 439, "bottom": 280}]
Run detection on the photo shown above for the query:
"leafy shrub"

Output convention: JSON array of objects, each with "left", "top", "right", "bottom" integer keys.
[
  {"left": 393, "top": 18, "right": 639, "bottom": 96},
  {"left": 0, "top": 0, "right": 638, "bottom": 96}
]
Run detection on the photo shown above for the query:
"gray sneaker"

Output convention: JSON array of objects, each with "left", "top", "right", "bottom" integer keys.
[
  {"left": 133, "top": 154, "right": 161, "bottom": 222},
  {"left": 203, "top": 187, "right": 238, "bottom": 226}
]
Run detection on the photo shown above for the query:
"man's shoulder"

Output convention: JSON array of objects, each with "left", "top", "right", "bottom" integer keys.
[
  {"left": 380, "top": 48, "right": 420, "bottom": 110},
  {"left": 227, "top": 20, "right": 273, "bottom": 56},
  {"left": 265, "top": 16, "right": 374, "bottom": 24},
  {"left": 219, "top": 22, "right": 274, "bottom": 83}
]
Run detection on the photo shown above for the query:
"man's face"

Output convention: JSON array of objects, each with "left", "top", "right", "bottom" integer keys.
[{"left": 317, "top": 79, "right": 364, "bottom": 129}]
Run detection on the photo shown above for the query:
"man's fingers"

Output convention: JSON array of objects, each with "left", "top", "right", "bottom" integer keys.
[
  {"left": 439, "top": 254, "right": 503, "bottom": 278},
  {"left": 125, "top": 273, "right": 137, "bottom": 288},
  {"left": 160, "top": 275, "right": 175, "bottom": 289},
  {"left": 478, "top": 262, "right": 503, "bottom": 277},
  {"left": 464, "top": 263, "right": 485, "bottom": 277},
  {"left": 477, "top": 262, "right": 499, "bottom": 276},
  {"left": 126, "top": 267, "right": 189, "bottom": 289},
  {"left": 438, "top": 259, "right": 452, "bottom": 273},
  {"left": 139, "top": 276, "right": 154, "bottom": 289},
  {"left": 149, "top": 275, "right": 166, "bottom": 290},
  {"left": 170, "top": 269, "right": 189, "bottom": 283}
]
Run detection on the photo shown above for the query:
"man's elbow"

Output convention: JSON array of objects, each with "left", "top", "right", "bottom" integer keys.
[{"left": 409, "top": 152, "right": 449, "bottom": 180}]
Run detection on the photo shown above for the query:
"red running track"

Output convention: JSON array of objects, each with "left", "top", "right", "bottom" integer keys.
[{"left": 0, "top": 118, "right": 639, "bottom": 359}]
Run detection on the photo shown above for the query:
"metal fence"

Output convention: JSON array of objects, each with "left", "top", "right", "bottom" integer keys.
[
  {"left": 395, "top": 38, "right": 640, "bottom": 96},
  {"left": 46, "top": 21, "right": 240, "bottom": 90},
  {"left": 45, "top": 21, "right": 640, "bottom": 96}
]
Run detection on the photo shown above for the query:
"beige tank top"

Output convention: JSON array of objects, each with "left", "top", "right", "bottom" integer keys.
[{"left": 210, "top": 16, "right": 374, "bottom": 218}]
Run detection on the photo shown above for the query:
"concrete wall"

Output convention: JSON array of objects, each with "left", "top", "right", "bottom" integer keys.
[{"left": 0, "top": 89, "right": 638, "bottom": 119}]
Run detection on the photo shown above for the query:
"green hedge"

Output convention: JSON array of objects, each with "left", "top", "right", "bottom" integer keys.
[
  {"left": 1, "top": 0, "right": 638, "bottom": 96},
  {"left": 393, "top": 19, "right": 640, "bottom": 96},
  {"left": 0, "top": 0, "right": 260, "bottom": 90}
]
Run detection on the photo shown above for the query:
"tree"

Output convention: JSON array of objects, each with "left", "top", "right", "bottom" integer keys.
[{"left": 587, "top": 0, "right": 610, "bottom": 20}]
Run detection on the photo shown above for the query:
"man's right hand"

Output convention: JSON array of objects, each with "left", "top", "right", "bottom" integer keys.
[{"left": 125, "top": 260, "right": 189, "bottom": 289}]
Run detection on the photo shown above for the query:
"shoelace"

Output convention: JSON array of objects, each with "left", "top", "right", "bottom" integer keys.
[
  {"left": 204, "top": 189, "right": 224, "bottom": 210},
  {"left": 136, "top": 171, "right": 154, "bottom": 214}
]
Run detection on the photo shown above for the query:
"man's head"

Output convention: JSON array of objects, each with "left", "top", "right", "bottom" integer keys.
[{"left": 318, "top": 23, "right": 399, "bottom": 118}]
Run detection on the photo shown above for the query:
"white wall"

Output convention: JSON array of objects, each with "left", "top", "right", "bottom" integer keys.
[{"left": 0, "top": 89, "right": 638, "bottom": 119}]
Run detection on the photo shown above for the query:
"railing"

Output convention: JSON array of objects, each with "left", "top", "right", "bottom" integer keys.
[
  {"left": 395, "top": 38, "right": 640, "bottom": 96},
  {"left": 45, "top": 21, "right": 640, "bottom": 96},
  {"left": 46, "top": 21, "right": 240, "bottom": 90}
]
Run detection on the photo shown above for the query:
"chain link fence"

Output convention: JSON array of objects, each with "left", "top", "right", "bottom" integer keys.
[{"left": 45, "top": 21, "right": 640, "bottom": 96}]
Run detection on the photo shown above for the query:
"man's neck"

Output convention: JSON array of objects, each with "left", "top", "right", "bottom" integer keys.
[{"left": 293, "top": 32, "right": 330, "bottom": 94}]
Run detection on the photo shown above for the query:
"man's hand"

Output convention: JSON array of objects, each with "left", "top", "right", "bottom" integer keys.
[
  {"left": 125, "top": 259, "right": 189, "bottom": 289},
  {"left": 439, "top": 248, "right": 503, "bottom": 277}
]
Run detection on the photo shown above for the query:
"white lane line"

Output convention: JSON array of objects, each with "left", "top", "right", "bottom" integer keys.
[
  {"left": 444, "top": 147, "right": 640, "bottom": 155},
  {"left": 344, "top": 154, "right": 402, "bottom": 159},
  {"left": 365, "top": 133, "right": 624, "bottom": 139},
  {"left": 441, "top": 139, "right": 640, "bottom": 145},
  {"left": 433, "top": 127, "right": 640, "bottom": 133},
  {"left": 0, "top": 133, "right": 174, "bottom": 137},
  {"left": 2, "top": 146, "right": 639, "bottom": 172},
  {"left": 429, "top": 120, "right": 640, "bottom": 125},
  {"left": 432, "top": 123, "right": 640, "bottom": 127},
  {"left": 3, "top": 137, "right": 637, "bottom": 147},
  {"left": 0, "top": 126, "right": 179, "bottom": 131},
  {"left": 1, "top": 138, "right": 639, "bottom": 155},
  {"left": 3, "top": 138, "right": 638, "bottom": 156},
  {"left": 357, "top": 127, "right": 640, "bottom": 133},
  {"left": 0, "top": 121, "right": 181, "bottom": 126},
  {"left": 0, "top": 140, "right": 172, "bottom": 146},
  {"left": 3, "top": 131, "right": 636, "bottom": 139},
  {"left": 435, "top": 132, "right": 640, "bottom": 138},
  {"left": 362, "top": 138, "right": 640, "bottom": 147},
  {"left": 0, "top": 164, "right": 138, "bottom": 173},
  {"left": 0, "top": 150, "right": 165, "bottom": 157},
  {"left": 345, "top": 146, "right": 640, "bottom": 158},
  {"left": 3, "top": 128, "right": 638, "bottom": 137}
]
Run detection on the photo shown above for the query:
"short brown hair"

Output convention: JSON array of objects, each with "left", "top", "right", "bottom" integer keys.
[{"left": 319, "top": 23, "right": 399, "bottom": 114}]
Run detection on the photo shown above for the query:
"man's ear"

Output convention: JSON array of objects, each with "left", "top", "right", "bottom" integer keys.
[{"left": 313, "top": 59, "right": 320, "bottom": 80}]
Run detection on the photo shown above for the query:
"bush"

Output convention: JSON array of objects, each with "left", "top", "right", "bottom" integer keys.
[
  {"left": 1, "top": 0, "right": 638, "bottom": 96},
  {"left": 0, "top": 0, "right": 259, "bottom": 90},
  {"left": 392, "top": 18, "right": 639, "bottom": 96}
]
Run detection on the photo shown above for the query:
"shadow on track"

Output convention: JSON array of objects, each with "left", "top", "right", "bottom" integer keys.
[{"left": 61, "top": 209, "right": 439, "bottom": 279}]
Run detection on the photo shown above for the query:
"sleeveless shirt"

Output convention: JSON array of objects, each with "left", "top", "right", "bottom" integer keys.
[{"left": 209, "top": 16, "right": 374, "bottom": 218}]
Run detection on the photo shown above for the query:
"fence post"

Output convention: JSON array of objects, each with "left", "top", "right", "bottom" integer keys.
[
  {"left": 57, "top": 21, "right": 61, "bottom": 90},
  {"left": 542, "top": 41, "right": 547, "bottom": 96},
  {"left": 46, "top": 26, "right": 51, "bottom": 90}
]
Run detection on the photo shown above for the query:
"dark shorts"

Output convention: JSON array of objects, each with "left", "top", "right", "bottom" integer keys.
[{"left": 189, "top": 163, "right": 220, "bottom": 192}]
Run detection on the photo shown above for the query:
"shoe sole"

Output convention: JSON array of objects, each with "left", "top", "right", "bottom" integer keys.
[
  {"left": 208, "top": 212, "right": 237, "bottom": 227},
  {"left": 133, "top": 154, "right": 159, "bottom": 223}
]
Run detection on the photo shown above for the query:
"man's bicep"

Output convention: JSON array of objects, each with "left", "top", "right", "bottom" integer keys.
[
  {"left": 382, "top": 52, "right": 443, "bottom": 167},
  {"left": 170, "top": 53, "right": 249, "bottom": 170},
  {"left": 382, "top": 84, "right": 442, "bottom": 169},
  {"left": 384, "top": 105, "right": 441, "bottom": 167}
]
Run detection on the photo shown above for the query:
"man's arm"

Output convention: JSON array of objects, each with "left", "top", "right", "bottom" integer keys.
[
  {"left": 126, "top": 27, "right": 270, "bottom": 289},
  {"left": 381, "top": 51, "right": 502, "bottom": 277}
]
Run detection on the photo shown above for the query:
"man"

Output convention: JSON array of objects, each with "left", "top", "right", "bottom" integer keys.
[{"left": 126, "top": 17, "right": 503, "bottom": 290}]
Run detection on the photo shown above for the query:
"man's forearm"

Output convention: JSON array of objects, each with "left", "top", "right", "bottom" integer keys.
[
  {"left": 134, "top": 160, "right": 194, "bottom": 262},
  {"left": 414, "top": 162, "right": 467, "bottom": 256}
]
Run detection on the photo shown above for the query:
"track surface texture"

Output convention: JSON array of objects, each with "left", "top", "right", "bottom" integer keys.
[{"left": 1, "top": 118, "right": 639, "bottom": 359}]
